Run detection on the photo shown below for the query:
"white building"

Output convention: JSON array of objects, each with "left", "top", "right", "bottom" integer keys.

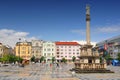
[
  {"left": 32, "top": 40, "right": 43, "bottom": 59},
  {"left": 42, "top": 41, "right": 56, "bottom": 62},
  {"left": 55, "top": 42, "right": 81, "bottom": 62}
]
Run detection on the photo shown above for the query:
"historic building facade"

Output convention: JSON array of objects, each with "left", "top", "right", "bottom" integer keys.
[
  {"left": 0, "top": 43, "right": 13, "bottom": 57},
  {"left": 32, "top": 40, "right": 43, "bottom": 59},
  {"left": 55, "top": 42, "right": 81, "bottom": 62},
  {"left": 42, "top": 41, "right": 56, "bottom": 62},
  {"left": 15, "top": 41, "right": 32, "bottom": 60}
]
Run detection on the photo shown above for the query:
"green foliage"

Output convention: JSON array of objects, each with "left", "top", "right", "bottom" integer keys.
[
  {"left": 1, "top": 54, "right": 9, "bottom": 62},
  {"left": 52, "top": 57, "right": 55, "bottom": 63},
  {"left": 40, "top": 56, "right": 45, "bottom": 63},
  {"left": 117, "top": 53, "right": 120, "bottom": 60},
  {"left": 0, "top": 58, "right": 1, "bottom": 62},
  {"left": 100, "top": 57, "right": 102, "bottom": 63},
  {"left": 30, "top": 56, "right": 35, "bottom": 62},
  {"left": 0, "top": 54, "right": 23, "bottom": 63},
  {"left": 72, "top": 56, "right": 76, "bottom": 62},
  {"left": 105, "top": 54, "right": 113, "bottom": 60},
  {"left": 61, "top": 58, "right": 67, "bottom": 63}
]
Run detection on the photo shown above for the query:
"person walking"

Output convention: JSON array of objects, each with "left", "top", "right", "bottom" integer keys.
[{"left": 56, "top": 62, "right": 59, "bottom": 67}]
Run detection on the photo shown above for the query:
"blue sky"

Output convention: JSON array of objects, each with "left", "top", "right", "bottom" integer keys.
[{"left": 0, "top": 0, "right": 120, "bottom": 47}]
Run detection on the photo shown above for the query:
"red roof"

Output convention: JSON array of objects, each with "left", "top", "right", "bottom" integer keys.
[{"left": 55, "top": 42, "right": 80, "bottom": 45}]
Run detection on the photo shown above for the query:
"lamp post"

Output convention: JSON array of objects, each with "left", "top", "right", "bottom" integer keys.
[{"left": 19, "top": 38, "right": 21, "bottom": 66}]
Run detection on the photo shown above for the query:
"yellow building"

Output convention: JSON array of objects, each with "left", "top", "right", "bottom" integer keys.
[{"left": 15, "top": 41, "right": 32, "bottom": 60}]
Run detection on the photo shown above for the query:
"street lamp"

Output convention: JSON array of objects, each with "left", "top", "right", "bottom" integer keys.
[{"left": 19, "top": 38, "right": 21, "bottom": 66}]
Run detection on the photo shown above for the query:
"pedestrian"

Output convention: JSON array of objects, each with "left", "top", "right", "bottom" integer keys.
[
  {"left": 56, "top": 63, "right": 59, "bottom": 67},
  {"left": 72, "top": 71, "right": 75, "bottom": 77},
  {"left": 50, "top": 63, "right": 52, "bottom": 67}
]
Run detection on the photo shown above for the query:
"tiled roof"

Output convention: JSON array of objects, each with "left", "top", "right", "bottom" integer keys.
[{"left": 55, "top": 42, "right": 80, "bottom": 45}]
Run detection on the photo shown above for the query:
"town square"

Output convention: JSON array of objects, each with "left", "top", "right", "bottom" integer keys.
[
  {"left": 0, "top": 63, "right": 120, "bottom": 80},
  {"left": 0, "top": 0, "right": 120, "bottom": 80}
]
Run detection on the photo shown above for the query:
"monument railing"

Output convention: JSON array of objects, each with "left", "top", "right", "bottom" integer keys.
[{"left": 75, "top": 63, "right": 106, "bottom": 69}]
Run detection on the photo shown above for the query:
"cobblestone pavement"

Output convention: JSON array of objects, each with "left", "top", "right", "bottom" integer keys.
[
  {"left": 0, "top": 63, "right": 78, "bottom": 80},
  {"left": 0, "top": 63, "right": 120, "bottom": 80}
]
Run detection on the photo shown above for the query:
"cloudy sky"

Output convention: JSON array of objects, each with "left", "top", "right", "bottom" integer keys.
[{"left": 0, "top": 0, "right": 120, "bottom": 47}]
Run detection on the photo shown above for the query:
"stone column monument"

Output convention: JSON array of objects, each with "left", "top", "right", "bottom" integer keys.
[
  {"left": 70, "top": 5, "right": 113, "bottom": 73},
  {"left": 86, "top": 5, "right": 91, "bottom": 45}
]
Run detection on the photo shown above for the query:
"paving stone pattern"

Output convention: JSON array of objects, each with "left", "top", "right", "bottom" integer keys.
[{"left": 0, "top": 63, "right": 120, "bottom": 80}]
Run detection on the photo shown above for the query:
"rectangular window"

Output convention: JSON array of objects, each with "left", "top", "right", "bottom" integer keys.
[
  {"left": 32, "top": 51, "right": 34, "bottom": 53},
  {"left": 44, "top": 49, "right": 46, "bottom": 51},
  {"left": 77, "top": 49, "right": 79, "bottom": 51},
  {"left": 47, "top": 48, "right": 51, "bottom": 51},
  {"left": 44, "top": 53, "right": 46, "bottom": 56},
  {"left": 57, "top": 49, "right": 59, "bottom": 51},
  {"left": 77, "top": 53, "right": 79, "bottom": 54},
  {"left": 48, "top": 53, "right": 51, "bottom": 56}
]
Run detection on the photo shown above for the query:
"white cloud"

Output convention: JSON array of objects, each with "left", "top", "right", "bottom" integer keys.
[
  {"left": 0, "top": 29, "right": 38, "bottom": 48},
  {"left": 96, "top": 24, "right": 120, "bottom": 33},
  {"left": 59, "top": 40, "right": 96, "bottom": 47},
  {"left": 71, "top": 29, "right": 85, "bottom": 35},
  {"left": 14, "top": 32, "right": 29, "bottom": 36},
  {"left": 72, "top": 40, "right": 96, "bottom": 47},
  {"left": 71, "top": 24, "right": 120, "bottom": 35}
]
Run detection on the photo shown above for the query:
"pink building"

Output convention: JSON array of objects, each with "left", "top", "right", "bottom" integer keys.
[{"left": 55, "top": 42, "right": 81, "bottom": 62}]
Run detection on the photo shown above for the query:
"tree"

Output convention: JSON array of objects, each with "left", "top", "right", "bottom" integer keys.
[
  {"left": 105, "top": 54, "right": 113, "bottom": 60},
  {"left": 52, "top": 57, "right": 56, "bottom": 63},
  {"left": 1, "top": 54, "right": 9, "bottom": 63},
  {"left": 72, "top": 56, "right": 76, "bottom": 62},
  {"left": 40, "top": 56, "right": 45, "bottom": 63},
  {"left": 61, "top": 58, "right": 67, "bottom": 63},
  {"left": 105, "top": 54, "right": 113, "bottom": 65},
  {"left": 30, "top": 56, "right": 35, "bottom": 62},
  {"left": 0, "top": 54, "right": 23, "bottom": 63},
  {"left": 117, "top": 53, "right": 120, "bottom": 61},
  {"left": 0, "top": 58, "right": 2, "bottom": 62}
]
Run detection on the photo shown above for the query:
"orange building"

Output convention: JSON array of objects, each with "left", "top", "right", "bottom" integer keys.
[{"left": 15, "top": 41, "right": 32, "bottom": 60}]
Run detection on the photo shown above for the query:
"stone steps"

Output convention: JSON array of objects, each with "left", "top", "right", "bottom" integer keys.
[{"left": 70, "top": 68, "right": 114, "bottom": 73}]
